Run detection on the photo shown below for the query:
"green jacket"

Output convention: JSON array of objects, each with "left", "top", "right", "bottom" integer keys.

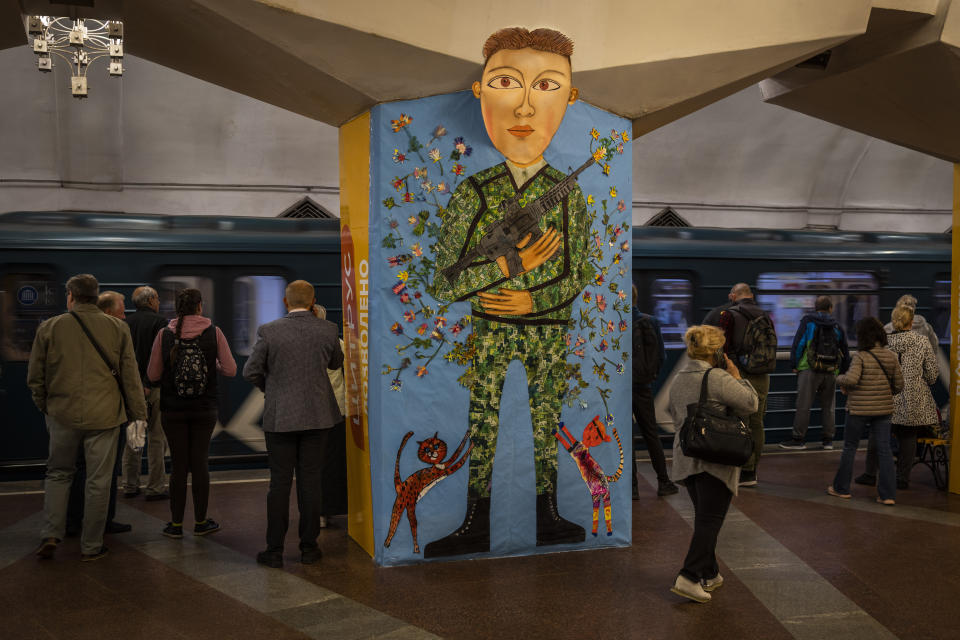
[
  {"left": 27, "top": 304, "right": 147, "bottom": 429},
  {"left": 431, "top": 162, "right": 593, "bottom": 325}
]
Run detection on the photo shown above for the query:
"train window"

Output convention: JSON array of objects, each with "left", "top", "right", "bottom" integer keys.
[
  {"left": 233, "top": 276, "right": 288, "bottom": 356},
  {"left": 756, "top": 272, "right": 878, "bottom": 348},
  {"left": 0, "top": 272, "right": 62, "bottom": 362},
  {"left": 932, "top": 278, "right": 950, "bottom": 345},
  {"left": 157, "top": 276, "right": 215, "bottom": 323},
  {"left": 651, "top": 278, "right": 692, "bottom": 349}
]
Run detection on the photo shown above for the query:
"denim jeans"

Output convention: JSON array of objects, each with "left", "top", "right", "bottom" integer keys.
[{"left": 833, "top": 413, "right": 895, "bottom": 501}]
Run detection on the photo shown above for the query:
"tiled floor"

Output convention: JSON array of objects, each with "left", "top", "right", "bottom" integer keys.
[{"left": 2, "top": 446, "right": 958, "bottom": 639}]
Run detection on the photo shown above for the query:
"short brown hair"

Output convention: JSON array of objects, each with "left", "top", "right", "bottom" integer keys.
[
  {"left": 97, "top": 291, "right": 124, "bottom": 314},
  {"left": 482, "top": 27, "right": 573, "bottom": 64},
  {"left": 815, "top": 295, "right": 833, "bottom": 312},
  {"left": 66, "top": 273, "right": 98, "bottom": 304},
  {"left": 285, "top": 280, "right": 315, "bottom": 309}
]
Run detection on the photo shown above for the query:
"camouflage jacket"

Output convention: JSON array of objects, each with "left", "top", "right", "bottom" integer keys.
[{"left": 431, "top": 162, "right": 593, "bottom": 325}]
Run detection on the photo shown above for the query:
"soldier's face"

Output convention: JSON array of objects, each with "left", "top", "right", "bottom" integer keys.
[{"left": 473, "top": 47, "right": 578, "bottom": 166}]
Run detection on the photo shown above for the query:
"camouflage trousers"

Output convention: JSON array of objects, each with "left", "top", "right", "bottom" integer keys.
[{"left": 467, "top": 318, "right": 567, "bottom": 497}]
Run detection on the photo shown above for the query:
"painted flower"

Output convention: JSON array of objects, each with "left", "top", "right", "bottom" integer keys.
[
  {"left": 413, "top": 167, "right": 428, "bottom": 180},
  {"left": 602, "top": 163, "right": 611, "bottom": 176},
  {"left": 390, "top": 377, "right": 402, "bottom": 391},
  {"left": 587, "top": 194, "right": 595, "bottom": 205},
  {"left": 582, "top": 291, "right": 592, "bottom": 304},
  {"left": 575, "top": 335, "right": 586, "bottom": 347},
  {"left": 613, "top": 253, "right": 621, "bottom": 264},
  {"left": 429, "top": 148, "right": 442, "bottom": 163},
  {"left": 437, "top": 181, "right": 449, "bottom": 194},
  {"left": 392, "top": 177, "right": 405, "bottom": 191},
  {"left": 619, "top": 320, "right": 628, "bottom": 332},
  {"left": 574, "top": 349, "right": 585, "bottom": 358},
  {"left": 411, "top": 243, "right": 423, "bottom": 257},
  {"left": 620, "top": 241, "right": 629, "bottom": 252},
  {"left": 397, "top": 270, "right": 409, "bottom": 282},
  {"left": 616, "top": 363, "right": 624, "bottom": 375},
  {"left": 452, "top": 163, "right": 465, "bottom": 176},
  {"left": 432, "top": 124, "right": 447, "bottom": 139},
  {"left": 617, "top": 290, "right": 627, "bottom": 301},
  {"left": 617, "top": 200, "right": 626, "bottom": 212},
  {"left": 414, "top": 291, "right": 422, "bottom": 299},
  {"left": 606, "top": 413, "right": 615, "bottom": 424},
  {"left": 607, "top": 320, "right": 616, "bottom": 332},
  {"left": 392, "top": 149, "right": 406, "bottom": 164},
  {"left": 609, "top": 186, "right": 617, "bottom": 198},
  {"left": 621, "top": 131, "right": 630, "bottom": 143},
  {"left": 402, "top": 192, "right": 414, "bottom": 203},
  {"left": 400, "top": 293, "right": 410, "bottom": 304},
  {"left": 417, "top": 323, "right": 428, "bottom": 335},
  {"left": 407, "top": 215, "right": 417, "bottom": 225},
  {"left": 616, "top": 143, "right": 624, "bottom": 155},
  {"left": 403, "top": 310, "right": 416, "bottom": 322},
  {"left": 430, "top": 328, "right": 444, "bottom": 341},
  {"left": 416, "top": 366, "right": 428, "bottom": 377},
  {"left": 390, "top": 322, "right": 403, "bottom": 335},
  {"left": 565, "top": 333, "right": 572, "bottom": 347},
  {"left": 594, "top": 234, "right": 603, "bottom": 249},
  {"left": 434, "top": 316, "right": 447, "bottom": 328},
  {"left": 390, "top": 113, "right": 412, "bottom": 132},
  {"left": 387, "top": 255, "right": 405, "bottom": 267},
  {"left": 422, "top": 181, "right": 434, "bottom": 193},
  {"left": 599, "top": 339, "right": 609, "bottom": 352},
  {"left": 594, "top": 273, "right": 605, "bottom": 286},
  {"left": 590, "top": 127, "right": 599, "bottom": 140},
  {"left": 450, "top": 323, "right": 463, "bottom": 335},
  {"left": 596, "top": 295, "right": 607, "bottom": 312},
  {"left": 453, "top": 137, "right": 472, "bottom": 156},
  {"left": 392, "top": 282, "right": 406, "bottom": 295},
  {"left": 382, "top": 197, "right": 397, "bottom": 209},
  {"left": 592, "top": 146, "right": 607, "bottom": 162},
  {"left": 578, "top": 399, "right": 589, "bottom": 410}
]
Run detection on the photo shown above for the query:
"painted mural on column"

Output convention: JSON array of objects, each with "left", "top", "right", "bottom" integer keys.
[{"left": 366, "top": 28, "right": 633, "bottom": 564}]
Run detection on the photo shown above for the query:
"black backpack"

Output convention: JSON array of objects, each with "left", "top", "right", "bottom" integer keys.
[
  {"left": 633, "top": 314, "right": 664, "bottom": 384},
  {"left": 729, "top": 305, "right": 777, "bottom": 374},
  {"left": 809, "top": 323, "right": 840, "bottom": 372},
  {"left": 171, "top": 331, "right": 210, "bottom": 397}
]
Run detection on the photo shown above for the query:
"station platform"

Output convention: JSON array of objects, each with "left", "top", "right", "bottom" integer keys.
[{"left": 2, "top": 445, "right": 958, "bottom": 640}]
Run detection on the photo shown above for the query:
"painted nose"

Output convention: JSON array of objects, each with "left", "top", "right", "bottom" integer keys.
[{"left": 514, "top": 89, "right": 535, "bottom": 118}]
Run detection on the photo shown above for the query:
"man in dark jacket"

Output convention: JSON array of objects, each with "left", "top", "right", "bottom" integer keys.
[
  {"left": 780, "top": 296, "right": 851, "bottom": 450},
  {"left": 122, "top": 286, "right": 169, "bottom": 500},
  {"left": 715, "top": 284, "right": 774, "bottom": 486},
  {"left": 632, "top": 286, "right": 678, "bottom": 498},
  {"left": 243, "top": 279, "right": 344, "bottom": 568}
]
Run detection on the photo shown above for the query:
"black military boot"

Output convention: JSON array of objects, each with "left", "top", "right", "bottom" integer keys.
[
  {"left": 423, "top": 495, "right": 491, "bottom": 558},
  {"left": 536, "top": 490, "right": 585, "bottom": 546}
]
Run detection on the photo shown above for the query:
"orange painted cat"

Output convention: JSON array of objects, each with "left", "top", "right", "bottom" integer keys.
[{"left": 554, "top": 416, "right": 623, "bottom": 536}]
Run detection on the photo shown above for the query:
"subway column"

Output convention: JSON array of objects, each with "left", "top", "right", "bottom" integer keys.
[{"left": 952, "top": 164, "right": 960, "bottom": 495}]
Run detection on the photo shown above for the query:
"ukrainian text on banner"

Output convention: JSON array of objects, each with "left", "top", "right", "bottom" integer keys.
[{"left": 365, "top": 91, "right": 633, "bottom": 565}]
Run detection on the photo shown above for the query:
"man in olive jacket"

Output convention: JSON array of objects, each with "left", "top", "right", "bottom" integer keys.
[{"left": 28, "top": 274, "right": 146, "bottom": 561}]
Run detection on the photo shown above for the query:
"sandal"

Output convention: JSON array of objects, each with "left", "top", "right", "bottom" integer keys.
[{"left": 827, "top": 486, "right": 851, "bottom": 499}]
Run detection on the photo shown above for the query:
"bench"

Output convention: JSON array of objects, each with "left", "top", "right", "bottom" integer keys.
[{"left": 914, "top": 438, "right": 950, "bottom": 491}]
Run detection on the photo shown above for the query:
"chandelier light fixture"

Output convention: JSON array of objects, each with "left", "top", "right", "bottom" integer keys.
[{"left": 27, "top": 15, "right": 124, "bottom": 98}]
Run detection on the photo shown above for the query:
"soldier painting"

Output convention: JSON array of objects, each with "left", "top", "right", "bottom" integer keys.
[{"left": 425, "top": 27, "right": 595, "bottom": 558}]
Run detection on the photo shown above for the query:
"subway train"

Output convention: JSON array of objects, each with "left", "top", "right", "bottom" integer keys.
[{"left": 0, "top": 211, "right": 951, "bottom": 471}]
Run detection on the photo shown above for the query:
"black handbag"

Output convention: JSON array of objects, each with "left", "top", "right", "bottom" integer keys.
[{"left": 679, "top": 368, "right": 754, "bottom": 466}]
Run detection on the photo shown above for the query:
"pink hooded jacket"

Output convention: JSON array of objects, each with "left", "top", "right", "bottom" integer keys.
[{"left": 146, "top": 315, "right": 237, "bottom": 383}]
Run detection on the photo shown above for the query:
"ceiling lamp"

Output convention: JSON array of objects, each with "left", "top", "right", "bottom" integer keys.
[{"left": 27, "top": 15, "right": 124, "bottom": 98}]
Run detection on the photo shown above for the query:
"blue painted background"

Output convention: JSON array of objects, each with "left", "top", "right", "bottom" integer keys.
[{"left": 368, "top": 91, "right": 632, "bottom": 565}]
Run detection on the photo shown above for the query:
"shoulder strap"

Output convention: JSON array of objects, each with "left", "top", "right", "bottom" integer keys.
[
  {"left": 863, "top": 349, "right": 894, "bottom": 392},
  {"left": 70, "top": 311, "right": 130, "bottom": 415},
  {"left": 698, "top": 368, "right": 713, "bottom": 404}
]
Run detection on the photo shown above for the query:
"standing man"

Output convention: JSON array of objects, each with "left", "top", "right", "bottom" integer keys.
[
  {"left": 715, "top": 284, "right": 776, "bottom": 486},
  {"left": 29, "top": 274, "right": 146, "bottom": 561},
  {"left": 703, "top": 285, "right": 738, "bottom": 326},
  {"left": 780, "top": 296, "right": 850, "bottom": 450},
  {"left": 243, "top": 280, "right": 344, "bottom": 568},
  {"left": 427, "top": 27, "right": 592, "bottom": 557},
  {"left": 631, "top": 285, "right": 677, "bottom": 498},
  {"left": 123, "top": 286, "right": 169, "bottom": 500}
]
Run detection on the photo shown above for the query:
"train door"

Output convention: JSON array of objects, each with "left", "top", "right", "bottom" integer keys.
[{"left": 0, "top": 267, "right": 64, "bottom": 463}]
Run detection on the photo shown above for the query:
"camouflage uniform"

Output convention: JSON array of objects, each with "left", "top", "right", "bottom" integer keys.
[{"left": 432, "top": 162, "right": 593, "bottom": 496}]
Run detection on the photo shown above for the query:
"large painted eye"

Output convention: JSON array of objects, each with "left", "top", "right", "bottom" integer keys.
[
  {"left": 487, "top": 75, "right": 522, "bottom": 89},
  {"left": 533, "top": 78, "right": 561, "bottom": 91}
]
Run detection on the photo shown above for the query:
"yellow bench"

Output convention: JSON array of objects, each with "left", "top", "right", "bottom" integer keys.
[{"left": 914, "top": 438, "right": 949, "bottom": 491}]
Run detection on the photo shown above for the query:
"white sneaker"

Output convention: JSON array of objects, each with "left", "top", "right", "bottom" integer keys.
[
  {"left": 702, "top": 574, "right": 724, "bottom": 592},
  {"left": 671, "top": 575, "right": 711, "bottom": 603}
]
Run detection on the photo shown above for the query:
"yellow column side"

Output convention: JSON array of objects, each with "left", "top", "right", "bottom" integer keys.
[
  {"left": 339, "top": 112, "right": 375, "bottom": 555},
  {"left": 951, "top": 163, "right": 960, "bottom": 495}
]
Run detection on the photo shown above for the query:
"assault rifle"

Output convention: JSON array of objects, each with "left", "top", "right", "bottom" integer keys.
[{"left": 441, "top": 156, "right": 596, "bottom": 285}]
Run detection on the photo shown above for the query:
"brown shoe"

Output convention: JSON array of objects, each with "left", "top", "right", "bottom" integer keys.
[
  {"left": 80, "top": 546, "right": 109, "bottom": 562},
  {"left": 36, "top": 537, "right": 59, "bottom": 560}
]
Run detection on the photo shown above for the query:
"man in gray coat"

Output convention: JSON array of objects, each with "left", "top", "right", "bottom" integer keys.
[{"left": 243, "top": 279, "right": 344, "bottom": 568}]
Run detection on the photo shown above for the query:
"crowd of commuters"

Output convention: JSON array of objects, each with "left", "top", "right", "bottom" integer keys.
[{"left": 28, "top": 274, "right": 344, "bottom": 562}]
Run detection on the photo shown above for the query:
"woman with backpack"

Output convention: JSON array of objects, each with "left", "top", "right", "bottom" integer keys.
[
  {"left": 147, "top": 288, "right": 236, "bottom": 538},
  {"left": 828, "top": 317, "right": 903, "bottom": 505}
]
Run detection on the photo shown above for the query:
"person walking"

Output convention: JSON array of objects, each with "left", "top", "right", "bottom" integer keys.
[
  {"left": 147, "top": 288, "right": 236, "bottom": 538},
  {"left": 858, "top": 305, "right": 937, "bottom": 489},
  {"left": 28, "top": 274, "right": 146, "bottom": 561},
  {"left": 631, "top": 285, "right": 677, "bottom": 498},
  {"left": 123, "top": 286, "right": 170, "bottom": 500},
  {"left": 780, "top": 296, "right": 851, "bottom": 450},
  {"left": 243, "top": 281, "right": 344, "bottom": 567},
  {"left": 828, "top": 317, "right": 903, "bottom": 505},
  {"left": 668, "top": 325, "right": 758, "bottom": 603},
  {"left": 715, "top": 284, "right": 776, "bottom": 486}
]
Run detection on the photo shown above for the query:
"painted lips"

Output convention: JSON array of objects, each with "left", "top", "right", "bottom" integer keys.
[{"left": 508, "top": 126, "right": 534, "bottom": 138}]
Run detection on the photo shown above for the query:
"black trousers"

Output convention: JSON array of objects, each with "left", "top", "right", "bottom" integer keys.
[
  {"left": 632, "top": 385, "right": 670, "bottom": 484},
  {"left": 321, "top": 420, "right": 348, "bottom": 517},
  {"left": 680, "top": 472, "right": 733, "bottom": 582},
  {"left": 162, "top": 410, "right": 217, "bottom": 524},
  {"left": 265, "top": 428, "right": 329, "bottom": 552},
  {"left": 66, "top": 427, "right": 123, "bottom": 532}
]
